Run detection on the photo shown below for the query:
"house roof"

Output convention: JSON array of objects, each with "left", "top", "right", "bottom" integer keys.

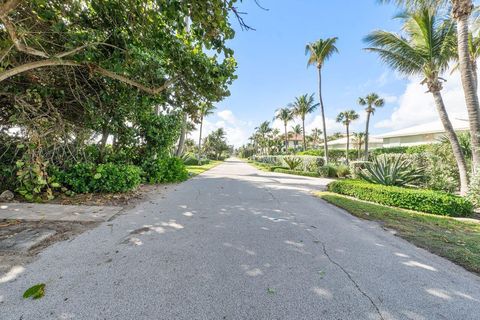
[
  {"left": 377, "top": 119, "right": 470, "bottom": 139},
  {"left": 327, "top": 135, "right": 382, "bottom": 146},
  {"left": 284, "top": 134, "right": 303, "bottom": 141}
]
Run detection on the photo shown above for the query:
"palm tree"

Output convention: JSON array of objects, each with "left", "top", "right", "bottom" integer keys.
[
  {"left": 198, "top": 103, "right": 216, "bottom": 156},
  {"left": 275, "top": 107, "right": 294, "bottom": 152},
  {"left": 306, "top": 37, "right": 339, "bottom": 163},
  {"left": 255, "top": 121, "right": 272, "bottom": 155},
  {"left": 358, "top": 93, "right": 385, "bottom": 160},
  {"left": 352, "top": 132, "right": 366, "bottom": 159},
  {"left": 290, "top": 93, "right": 319, "bottom": 151},
  {"left": 365, "top": 8, "right": 470, "bottom": 194},
  {"left": 336, "top": 110, "right": 360, "bottom": 164},
  {"left": 381, "top": 0, "right": 480, "bottom": 173},
  {"left": 311, "top": 128, "right": 323, "bottom": 148}
]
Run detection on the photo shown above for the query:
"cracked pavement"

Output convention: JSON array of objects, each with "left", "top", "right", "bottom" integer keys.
[{"left": 1, "top": 158, "right": 480, "bottom": 319}]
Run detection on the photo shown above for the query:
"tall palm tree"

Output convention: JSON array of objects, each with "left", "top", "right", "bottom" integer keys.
[
  {"left": 290, "top": 93, "right": 319, "bottom": 151},
  {"left": 336, "top": 110, "right": 360, "bottom": 164},
  {"left": 275, "top": 107, "right": 294, "bottom": 152},
  {"left": 382, "top": 0, "right": 480, "bottom": 173},
  {"left": 306, "top": 37, "right": 339, "bottom": 163},
  {"left": 255, "top": 121, "right": 272, "bottom": 155},
  {"left": 365, "top": 8, "right": 470, "bottom": 194},
  {"left": 358, "top": 93, "right": 385, "bottom": 160},
  {"left": 198, "top": 103, "right": 216, "bottom": 156},
  {"left": 352, "top": 132, "right": 366, "bottom": 159}
]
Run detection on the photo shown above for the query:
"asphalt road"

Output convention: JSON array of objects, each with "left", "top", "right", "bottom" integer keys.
[{"left": 2, "top": 158, "right": 480, "bottom": 320}]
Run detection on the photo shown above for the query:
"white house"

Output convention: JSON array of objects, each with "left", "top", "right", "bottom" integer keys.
[
  {"left": 327, "top": 135, "right": 383, "bottom": 150},
  {"left": 377, "top": 119, "right": 470, "bottom": 148}
]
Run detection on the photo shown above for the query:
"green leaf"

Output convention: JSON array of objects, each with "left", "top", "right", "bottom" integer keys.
[
  {"left": 93, "top": 173, "right": 102, "bottom": 179},
  {"left": 23, "top": 283, "right": 45, "bottom": 299}
]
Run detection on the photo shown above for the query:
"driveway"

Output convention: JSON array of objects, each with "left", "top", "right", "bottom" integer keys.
[{"left": 1, "top": 158, "right": 480, "bottom": 319}]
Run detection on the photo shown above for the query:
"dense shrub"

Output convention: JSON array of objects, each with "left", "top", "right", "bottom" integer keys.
[
  {"left": 335, "top": 165, "right": 350, "bottom": 178},
  {"left": 467, "top": 171, "right": 480, "bottom": 208},
  {"left": 142, "top": 157, "right": 188, "bottom": 184},
  {"left": 274, "top": 168, "right": 320, "bottom": 177},
  {"left": 252, "top": 155, "right": 324, "bottom": 172},
  {"left": 349, "top": 161, "right": 370, "bottom": 179},
  {"left": 328, "top": 180, "right": 473, "bottom": 217},
  {"left": 318, "top": 165, "right": 338, "bottom": 178},
  {"left": 59, "top": 162, "right": 143, "bottom": 193},
  {"left": 0, "top": 164, "right": 16, "bottom": 192},
  {"left": 298, "top": 149, "right": 358, "bottom": 163}
]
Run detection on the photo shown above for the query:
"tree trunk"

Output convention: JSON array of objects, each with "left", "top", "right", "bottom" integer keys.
[
  {"left": 284, "top": 123, "right": 288, "bottom": 152},
  {"left": 198, "top": 117, "right": 203, "bottom": 157},
  {"left": 364, "top": 111, "right": 371, "bottom": 161},
  {"left": 99, "top": 125, "right": 109, "bottom": 162},
  {"left": 318, "top": 67, "right": 328, "bottom": 163},
  {"left": 346, "top": 124, "right": 350, "bottom": 165},
  {"left": 455, "top": 7, "right": 480, "bottom": 172},
  {"left": 432, "top": 90, "right": 470, "bottom": 195},
  {"left": 176, "top": 113, "right": 187, "bottom": 157},
  {"left": 302, "top": 118, "right": 306, "bottom": 151}
]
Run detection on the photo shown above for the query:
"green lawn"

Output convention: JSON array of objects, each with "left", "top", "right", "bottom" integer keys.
[
  {"left": 186, "top": 161, "right": 223, "bottom": 176},
  {"left": 316, "top": 192, "right": 480, "bottom": 274}
]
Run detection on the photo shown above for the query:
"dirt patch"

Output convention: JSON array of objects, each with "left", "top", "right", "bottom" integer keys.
[
  {"left": 5, "top": 184, "right": 172, "bottom": 208},
  {"left": 0, "top": 220, "right": 97, "bottom": 275}
]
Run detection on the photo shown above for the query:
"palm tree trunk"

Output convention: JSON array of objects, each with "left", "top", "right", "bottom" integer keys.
[
  {"left": 432, "top": 90, "right": 469, "bottom": 195},
  {"left": 175, "top": 113, "right": 187, "bottom": 157},
  {"left": 302, "top": 118, "right": 306, "bottom": 151},
  {"left": 454, "top": 6, "right": 480, "bottom": 172},
  {"left": 198, "top": 117, "right": 203, "bottom": 156},
  {"left": 284, "top": 123, "right": 288, "bottom": 152},
  {"left": 346, "top": 124, "right": 350, "bottom": 165},
  {"left": 318, "top": 67, "right": 329, "bottom": 163},
  {"left": 364, "top": 112, "right": 371, "bottom": 160}
]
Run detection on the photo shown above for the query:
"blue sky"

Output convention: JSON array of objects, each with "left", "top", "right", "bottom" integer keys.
[{"left": 193, "top": 0, "right": 470, "bottom": 146}]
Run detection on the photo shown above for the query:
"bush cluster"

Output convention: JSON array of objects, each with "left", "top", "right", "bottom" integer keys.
[
  {"left": 142, "top": 157, "right": 188, "bottom": 184},
  {"left": 273, "top": 168, "right": 320, "bottom": 177},
  {"left": 328, "top": 179, "right": 473, "bottom": 217},
  {"left": 252, "top": 155, "right": 325, "bottom": 172},
  {"left": 57, "top": 163, "right": 143, "bottom": 194}
]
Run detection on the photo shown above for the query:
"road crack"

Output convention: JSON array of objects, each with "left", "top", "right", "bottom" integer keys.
[{"left": 314, "top": 235, "right": 385, "bottom": 320}]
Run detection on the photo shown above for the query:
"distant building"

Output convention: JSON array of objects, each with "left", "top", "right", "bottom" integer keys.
[
  {"left": 327, "top": 135, "right": 383, "bottom": 150},
  {"left": 377, "top": 119, "right": 469, "bottom": 148},
  {"left": 282, "top": 134, "right": 303, "bottom": 149}
]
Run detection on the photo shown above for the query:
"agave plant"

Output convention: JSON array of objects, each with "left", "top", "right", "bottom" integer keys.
[
  {"left": 283, "top": 157, "right": 303, "bottom": 170},
  {"left": 359, "top": 155, "right": 424, "bottom": 187}
]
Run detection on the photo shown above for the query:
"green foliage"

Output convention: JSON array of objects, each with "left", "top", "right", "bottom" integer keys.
[
  {"left": 23, "top": 283, "right": 46, "bottom": 300},
  {"left": 467, "top": 171, "right": 480, "bottom": 208},
  {"left": 297, "top": 149, "right": 360, "bottom": 163},
  {"left": 142, "top": 157, "right": 188, "bottom": 184},
  {"left": 335, "top": 165, "right": 350, "bottom": 178},
  {"left": 283, "top": 157, "right": 303, "bottom": 170},
  {"left": 59, "top": 163, "right": 142, "bottom": 193},
  {"left": 371, "top": 145, "right": 429, "bottom": 156},
  {"left": 94, "top": 163, "right": 143, "bottom": 193},
  {"left": 253, "top": 155, "right": 324, "bottom": 172},
  {"left": 328, "top": 180, "right": 473, "bottom": 217},
  {"left": 274, "top": 168, "right": 320, "bottom": 177},
  {"left": 318, "top": 165, "right": 338, "bottom": 178},
  {"left": 359, "top": 155, "right": 425, "bottom": 187},
  {"left": 15, "top": 158, "right": 61, "bottom": 202},
  {"left": 349, "top": 161, "right": 370, "bottom": 179}
]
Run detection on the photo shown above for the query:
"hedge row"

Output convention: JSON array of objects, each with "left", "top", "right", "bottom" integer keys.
[
  {"left": 327, "top": 180, "right": 473, "bottom": 217},
  {"left": 251, "top": 155, "right": 324, "bottom": 172},
  {"left": 273, "top": 168, "right": 320, "bottom": 177}
]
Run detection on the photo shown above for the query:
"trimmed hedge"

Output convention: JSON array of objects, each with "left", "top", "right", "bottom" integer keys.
[
  {"left": 274, "top": 168, "right": 320, "bottom": 177},
  {"left": 327, "top": 179, "right": 473, "bottom": 217}
]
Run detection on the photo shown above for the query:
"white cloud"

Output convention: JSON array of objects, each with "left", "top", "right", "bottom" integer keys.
[
  {"left": 375, "top": 70, "right": 469, "bottom": 130},
  {"left": 190, "top": 109, "right": 253, "bottom": 147}
]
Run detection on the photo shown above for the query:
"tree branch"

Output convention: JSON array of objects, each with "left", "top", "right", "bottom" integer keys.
[{"left": 0, "top": 58, "right": 177, "bottom": 96}]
